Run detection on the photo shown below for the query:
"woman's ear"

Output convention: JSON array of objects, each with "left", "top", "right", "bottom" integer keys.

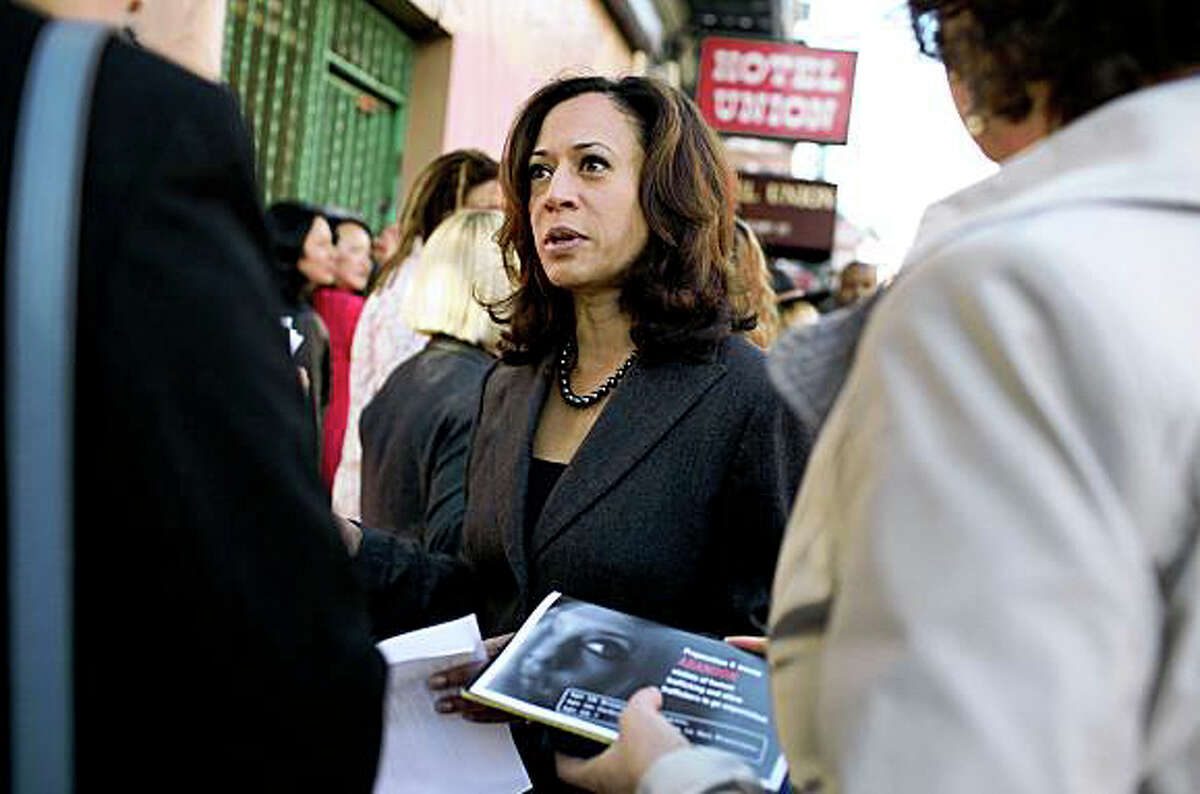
[
  {"left": 946, "top": 69, "right": 983, "bottom": 136},
  {"left": 946, "top": 67, "right": 1055, "bottom": 163}
]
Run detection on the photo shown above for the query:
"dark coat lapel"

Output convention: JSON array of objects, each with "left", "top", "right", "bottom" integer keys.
[
  {"left": 531, "top": 353, "right": 727, "bottom": 558},
  {"left": 476, "top": 356, "right": 552, "bottom": 599}
]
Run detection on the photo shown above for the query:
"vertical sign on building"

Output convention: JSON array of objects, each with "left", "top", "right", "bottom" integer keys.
[{"left": 696, "top": 36, "right": 858, "bottom": 144}]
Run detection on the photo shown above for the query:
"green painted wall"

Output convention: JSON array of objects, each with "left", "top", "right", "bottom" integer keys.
[{"left": 223, "top": 0, "right": 414, "bottom": 231}]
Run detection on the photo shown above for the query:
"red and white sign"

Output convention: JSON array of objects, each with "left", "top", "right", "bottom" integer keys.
[{"left": 696, "top": 37, "right": 858, "bottom": 144}]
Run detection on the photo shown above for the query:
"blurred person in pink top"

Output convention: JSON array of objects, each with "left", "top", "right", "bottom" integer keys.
[
  {"left": 311, "top": 211, "right": 371, "bottom": 490},
  {"left": 333, "top": 216, "right": 374, "bottom": 293}
]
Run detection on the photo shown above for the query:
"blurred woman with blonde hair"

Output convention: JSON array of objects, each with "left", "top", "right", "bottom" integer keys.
[
  {"left": 728, "top": 218, "right": 782, "bottom": 349},
  {"left": 333, "top": 149, "right": 500, "bottom": 517},
  {"left": 356, "top": 209, "right": 512, "bottom": 553}
]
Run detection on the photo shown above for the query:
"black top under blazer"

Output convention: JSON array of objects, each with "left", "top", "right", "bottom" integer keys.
[
  {"left": 1, "top": 5, "right": 384, "bottom": 789},
  {"left": 462, "top": 334, "right": 810, "bottom": 639}
]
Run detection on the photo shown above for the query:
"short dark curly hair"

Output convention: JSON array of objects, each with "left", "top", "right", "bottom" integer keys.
[
  {"left": 491, "top": 76, "right": 735, "bottom": 364},
  {"left": 909, "top": 1, "right": 1200, "bottom": 125}
]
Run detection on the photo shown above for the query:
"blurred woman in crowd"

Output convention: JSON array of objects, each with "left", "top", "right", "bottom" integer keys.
[
  {"left": 832, "top": 260, "right": 878, "bottom": 309},
  {"left": 729, "top": 218, "right": 782, "bottom": 349},
  {"left": 350, "top": 75, "right": 808, "bottom": 790},
  {"left": 331, "top": 216, "right": 373, "bottom": 294},
  {"left": 358, "top": 210, "right": 510, "bottom": 553},
  {"left": 332, "top": 149, "right": 501, "bottom": 517},
  {"left": 776, "top": 294, "right": 820, "bottom": 332},
  {"left": 310, "top": 210, "right": 371, "bottom": 490},
  {"left": 561, "top": 2, "right": 1200, "bottom": 793},
  {"left": 370, "top": 221, "right": 401, "bottom": 276},
  {"left": 265, "top": 201, "right": 335, "bottom": 460}
]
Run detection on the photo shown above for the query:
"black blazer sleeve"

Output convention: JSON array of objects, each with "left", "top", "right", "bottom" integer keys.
[
  {"left": 422, "top": 410, "right": 474, "bottom": 553},
  {"left": 719, "top": 375, "right": 812, "bottom": 632},
  {"left": 420, "top": 357, "right": 490, "bottom": 554},
  {"left": 355, "top": 528, "right": 476, "bottom": 638},
  {"left": 70, "top": 40, "right": 384, "bottom": 790}
]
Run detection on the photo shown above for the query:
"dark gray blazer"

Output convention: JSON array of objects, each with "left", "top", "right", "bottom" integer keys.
[
  {"left": 354, "top": 334, "right": 811, "bottom": 790},
  {"left": 461, "top": 335, "right": 811, "bottom": 639}
]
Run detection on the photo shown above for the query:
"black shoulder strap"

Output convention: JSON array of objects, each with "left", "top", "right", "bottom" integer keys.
[{"left": 6, "top": 19, "right": 109, "bottom": 794}]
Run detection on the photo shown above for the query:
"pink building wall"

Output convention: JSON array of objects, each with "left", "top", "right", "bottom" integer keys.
[{"left": 401, "top": 0, "right": 635, "bottom": 194}]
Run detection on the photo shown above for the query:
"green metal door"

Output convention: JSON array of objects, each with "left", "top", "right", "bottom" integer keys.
[{"left": 223, "top": 0, "right": 414, "bottom": 231}]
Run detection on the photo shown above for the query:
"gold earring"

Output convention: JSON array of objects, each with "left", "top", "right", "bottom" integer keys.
[{"left": 965, "top": 113, "right": 987, "bottom": 137}]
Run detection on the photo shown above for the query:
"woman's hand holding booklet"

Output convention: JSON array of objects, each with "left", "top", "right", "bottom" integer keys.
[
  {"left": 459, "top": 592, "right": 788, "bottom": 790},
  {"left": 429, "top": 632, "right": 516, "bottom": 722}
]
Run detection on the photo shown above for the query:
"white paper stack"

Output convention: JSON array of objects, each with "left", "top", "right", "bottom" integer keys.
[{"left": 371, "top": 614, "right": 530, "bottom": 794}]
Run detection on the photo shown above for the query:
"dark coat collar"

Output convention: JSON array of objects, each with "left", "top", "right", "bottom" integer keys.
[
  {"left": 481, "top": 343, "right": 729, "bottom": 596},
  {"left": 424, "top": 333, "right": 491, "bottom": 358}
]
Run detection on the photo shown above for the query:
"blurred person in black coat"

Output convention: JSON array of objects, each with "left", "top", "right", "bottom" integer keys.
[
  {"left": 265, "top": 200, "right": 337, "bottom": 461},
  {"left": 358, "top": 209, "right": 510, "bottom": 553},
  {"left": 1, "top": 2, "right": 384, "bottom": 790}
]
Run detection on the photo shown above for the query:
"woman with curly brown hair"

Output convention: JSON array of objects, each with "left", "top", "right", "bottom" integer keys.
[
  {"left": 349, "top": 75, "right": 808, "bottom": 791},
  {"left": 563, "top": 3, "right": 1200, "bottom": 793},
  {"left": 457, "top": 76, "right": 805, "bottom": 645}
]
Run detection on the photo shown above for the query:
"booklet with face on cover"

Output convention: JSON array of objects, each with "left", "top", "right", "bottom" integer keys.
[{"left": 464, "top": 592, "right": 788, "bottom": 790}]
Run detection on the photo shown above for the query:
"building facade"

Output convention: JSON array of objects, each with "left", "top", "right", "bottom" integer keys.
[
  {"left": 218, "top": 0, "right": 659, "bottom": 231},
  {"left": 73, "top": 0, "right": 815, "bottom": 247}
]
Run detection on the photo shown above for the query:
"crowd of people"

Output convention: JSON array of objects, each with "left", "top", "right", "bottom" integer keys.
[
  {"left": 265, "top": 147, "right": 847, "bottom": 531},
  {"left": 2, "top": 0, "right": 1198, "bottom": 792}
]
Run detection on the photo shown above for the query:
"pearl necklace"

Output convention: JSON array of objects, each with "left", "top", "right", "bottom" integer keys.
[{"left": 557, "top": 339, "right": 637, "bottom": 409}]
